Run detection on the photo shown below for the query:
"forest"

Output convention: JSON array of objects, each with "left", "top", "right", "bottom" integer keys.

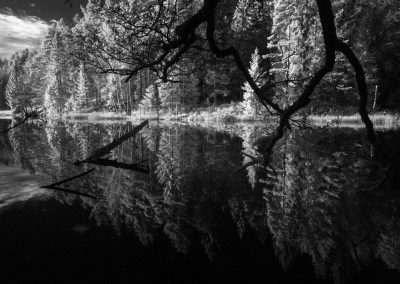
[
  {"left": 1, "top": 0, "right": 400, "bottom": 121},
  {"left": 3, "top": 1, "right": 400, "bottom": 282}
]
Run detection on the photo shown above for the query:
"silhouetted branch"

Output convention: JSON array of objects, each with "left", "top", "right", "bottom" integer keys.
[
  {"left": 84, "top": 0, "right": 376, "bottom": 156},
  {"left": 40, "top": 168, "right": 97, "bottom": 199},
  {"left": 73, "top": 120, "right": 150, "bottom": 173},
  {"left": 154, "top": 0, "right": 376, "bottom": 152},
  {"left": 336, "top": 40, "right": 377, "bottom": 145},
  {"left": 262, "top": 0, "right": 377, "bottom": 155},
  {"left": 0, "top": 111, "right": 38, "bottom": 134},
  {"left": 83, "top": 159, "right": 149, "bottom": 174}
]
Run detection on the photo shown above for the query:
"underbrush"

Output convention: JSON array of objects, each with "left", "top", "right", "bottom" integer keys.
[{"left": 130, "top": 103, "right": 258, "bottom": 123}]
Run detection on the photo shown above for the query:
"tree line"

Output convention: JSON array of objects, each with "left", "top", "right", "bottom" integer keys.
[{"left": 0, "top": 0, "right": 399, "bottom": 117}]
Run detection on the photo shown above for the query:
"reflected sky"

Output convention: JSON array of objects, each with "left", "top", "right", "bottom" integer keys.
[{"left": 0, "top": 165, "right": 48, "bottom": 210}]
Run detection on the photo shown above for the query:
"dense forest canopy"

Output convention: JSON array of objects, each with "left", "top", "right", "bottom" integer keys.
[{"left": 1, "top": 0, "right": 400, "bottom": 121}]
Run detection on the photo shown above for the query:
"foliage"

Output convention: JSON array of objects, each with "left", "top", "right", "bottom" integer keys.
[
  {"left": 241, "top": 48, "right": 267, "bottom": 118},
  {"left": 140, "top": 84, "right": 161, "bottom": 114},
  {"left": 3, "top": 0, "right": 400, "bottom": 118},
  {"left": 5, "top": 60, "right": 22, "bottom": 112},
  {"left": 159, "top": 73, "right": 200, "bottom": 111}
]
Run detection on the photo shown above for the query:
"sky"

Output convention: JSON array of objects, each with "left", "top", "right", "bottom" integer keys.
[{"left": 0, "top": 0, "right": 87, "bottom": 58}]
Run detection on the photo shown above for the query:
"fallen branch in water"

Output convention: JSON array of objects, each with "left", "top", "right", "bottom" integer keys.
[
  {"left": 0, "top": 111, "right": 37, "bottom": 134},
  {"left": 83, "top": 158, "right": 149, "bottom": 173},
  {"left": 73, "top": 120, "right": 150, "bottom": 173},
  {"left": 40, "top": 168, "right": 97, "bottom": 199}
]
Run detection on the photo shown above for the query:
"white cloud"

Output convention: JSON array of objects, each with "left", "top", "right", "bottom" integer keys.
[{"left": 0, "top": 8, "right": 49, "bottom": 58}]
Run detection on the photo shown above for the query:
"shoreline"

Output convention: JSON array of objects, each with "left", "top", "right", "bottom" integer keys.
[
  {"left": 2, "top": 109, "right": 400, "bottom": 130},
  {"left": 65, "top": 111, "right": 400, "bottom": 129}
]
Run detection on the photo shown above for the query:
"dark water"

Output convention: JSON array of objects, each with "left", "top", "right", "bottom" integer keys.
[{"left": 1, "top": 119, "right": 400, "bottom": 283}]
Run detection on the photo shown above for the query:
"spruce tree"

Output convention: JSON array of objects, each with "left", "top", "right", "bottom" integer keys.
[
  {"left": 43, "top": 20, "right": 76, "bottom": 116},
  {"left": 231, "top": 0, "right": 250, "bottom": 34},
  {"left": 103, "top": 73, "right": 120, "bottom": 111},
  {"left": 267, "top": 0, "right": 322, "bottom": 108},
  {"left": 44, "top": 73, "right": 62, "bottom": 117},
  {"left": 242, "top": 48, "right": 265, "bottom": 118},
  {"left": 5, "top": 61, "right": 22, "bottom": 112},
  {"left": 159, "top": 74, "right": 200, "bottom": 111},
  {"left": 141, "top": 84, "right": 161, "bottom": 115},
  {"left": 76, "top": 63, "right": 89, "bottom": 111}
]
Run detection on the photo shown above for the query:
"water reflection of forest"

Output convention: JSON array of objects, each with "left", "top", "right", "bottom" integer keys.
[{"left": 1, "top": 119, "right": 400, "bottom": 283}]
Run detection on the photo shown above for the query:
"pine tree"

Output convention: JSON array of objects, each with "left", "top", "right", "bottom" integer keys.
[
  {"left": 102, "top": 73, "right": 120, "bottom": 111},
  {"left": 5, "top": 61, "right": 22, "bottom": 112},
  {"left": 140, "top": 84, "right": 161, "bottom": 115},
  {"left": 76, "top": 63, "right": 89, "bottom": 111},
  {"left": 267, "top": 0, "right": 322, "bottom": 108},
  {"left": 231, "top": 0, "right": 269, "bottom": 35},
  {"left": 242, "top": 48, "right": 265, "bottom": 118},
  {"left": 44, "top": 73, "right": 62, "bottom": 117},
  {"left": 45, "top": 31, "right": 64, "bottom": 115},
  {"left": 159, "top": 74, "right": 200, "bottom": 111},
  {"left": 159, "top": 81, "right": 179, "bottom": 111},
  {"left": 231, "top": 0, "right": 250, "bottom": 34},
  {"left": 0, "top": 60, "right": 9, "bottom": 110},
  {"left": 181, "top": 74, "right": 201, "bottom": 108},
  {"left": 240, "top": 125, "right": 261, "bottom": 189},
  {"left": 43, "top": 20, "right": 76, "bottom": 116}
]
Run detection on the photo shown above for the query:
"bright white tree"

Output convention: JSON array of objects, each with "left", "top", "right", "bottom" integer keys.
[
  {"left": 75, "top": 63, "right": 89, "bottom": 111},
  {"left": 5, "top": 60, "right": 22, "bottom": 112},
  {"left": 242, "top": 48, "right": 265, "bottom": 118}
]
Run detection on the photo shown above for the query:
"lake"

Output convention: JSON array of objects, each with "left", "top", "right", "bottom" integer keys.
[{"left": 0, "top": 118, "right": 400, "bottom": 283}]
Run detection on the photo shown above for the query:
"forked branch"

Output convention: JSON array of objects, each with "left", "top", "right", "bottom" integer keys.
[
  {"left": 40, "top": 168, "right": 97, "bottom": 199},
  {"left": 73, "top": 120, "right": 150, "bottom": 173}
]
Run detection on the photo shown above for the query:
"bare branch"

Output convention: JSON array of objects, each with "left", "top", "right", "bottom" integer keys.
[
  {"left": 73, "top": 120, "right": 149, "bottom": 173},
  {"left": 40, "top": 168, "right": 97, "bottom": 199}
]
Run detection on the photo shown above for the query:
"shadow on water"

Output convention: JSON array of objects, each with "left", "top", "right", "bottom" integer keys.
[{"left": 1, "top": 118, "right": 400, "bottom": 283}]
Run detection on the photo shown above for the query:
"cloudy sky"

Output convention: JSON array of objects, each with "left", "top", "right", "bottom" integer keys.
[{"left": 0, "top": 0, "right": 87, "bottom": 58}]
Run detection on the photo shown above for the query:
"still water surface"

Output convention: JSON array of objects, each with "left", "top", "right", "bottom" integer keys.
[{"left": 0, "top": 119, "right": 400, "bottom": 283}]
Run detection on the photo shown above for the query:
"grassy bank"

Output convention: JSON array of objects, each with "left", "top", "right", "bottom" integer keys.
[
  {"left": 38, "top": 105, "right": 400, "bottom": 130},
  {"left": 64, "top": 112, "right": 130, "bottom": 123},
  {"left": 130, "top": 103, "right": 259, "bottom": 123}
]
